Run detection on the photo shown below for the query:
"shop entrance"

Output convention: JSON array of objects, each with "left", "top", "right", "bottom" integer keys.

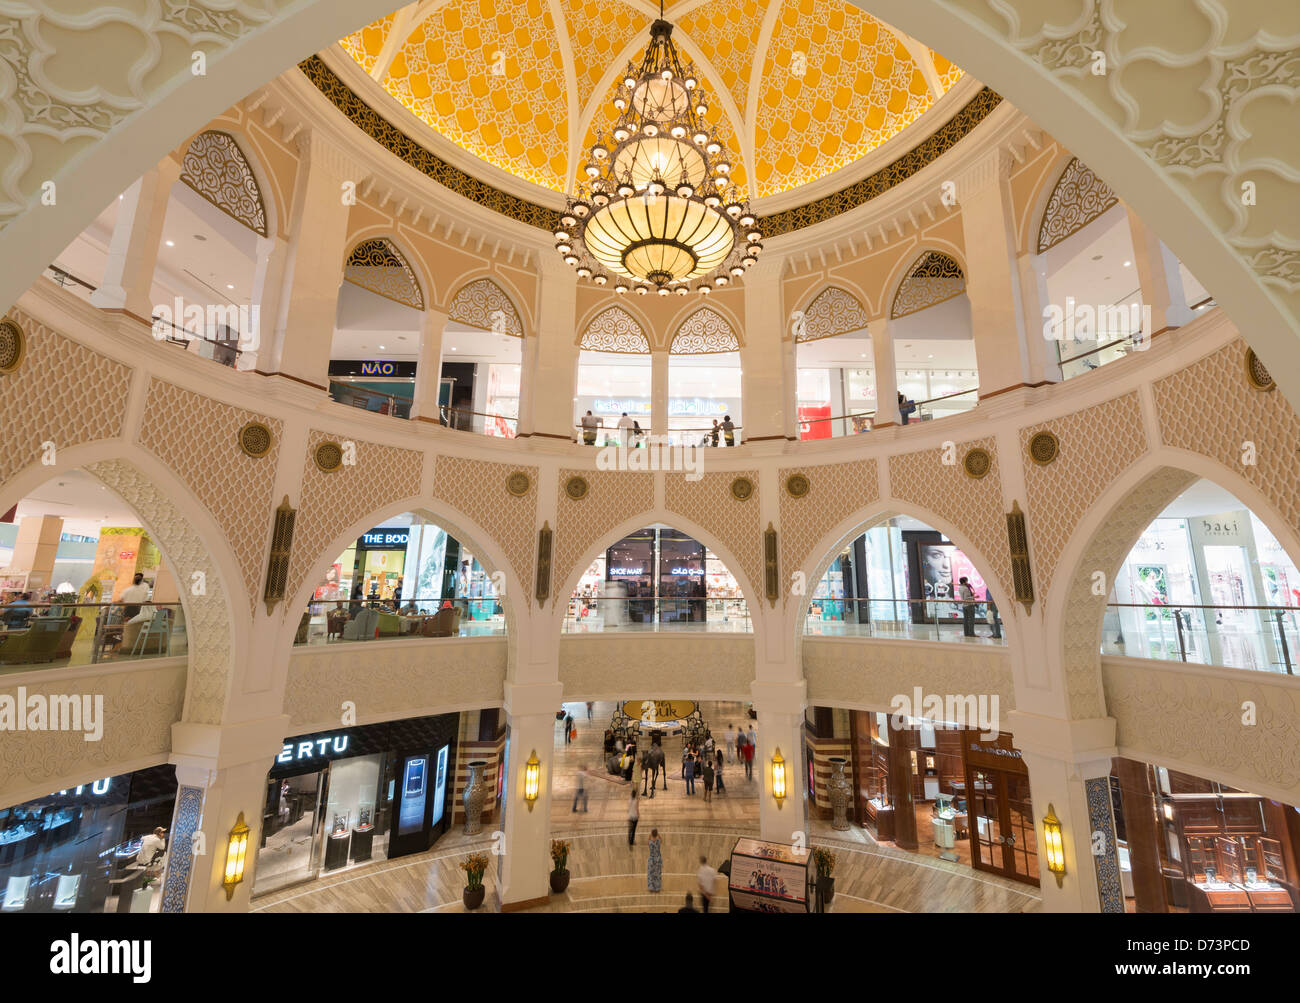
[
  {"left": 963, "top": 738, "right": 1038, "bottom": 886},
  {"left": 257, "top": 769, "right": 327, "bottom": 895}
]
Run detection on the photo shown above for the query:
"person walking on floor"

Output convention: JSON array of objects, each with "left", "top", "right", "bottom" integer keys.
[
  {"left": 725, "top": 723, "right": 737, "bottom": 763},
  {"left": 703, "top": 731, "right": 715, "bottom": 762},
  {"left": 564, "top": 712, "right": 574, "bottom": 744},
  {"left": 742, "top": 732, "right": 755, "bottom": 780},
  {"left": 572, "top": 764, "right": 589, "bottom": 812},
  {"left": 647, "top": 829, "right": 663, "bottom": 893},
  {"left": 702, "top": 756, "right": 715, "bottom": 802},
  {"left": 586, "top": 701, "right": 594, "bottom": 720},
  {"left": 697, "top": 856, "right": 718, "bottom": 912},
  {"left": 714, "top": 750, "right": 726, "bottom": 795},
  {"left": 683, "top": 753, "right": 696, "bottom": 795},
  {"left": 627, "top": 790, "right": 639, "bottom": 849},
  {"left": 958, "top": 575, "right": 977, "bottom": 638}
]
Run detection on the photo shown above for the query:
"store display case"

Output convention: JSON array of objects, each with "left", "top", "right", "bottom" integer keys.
[
  {"left": 351, "top": 801, "right": 375, "bottom": 863},
  {"left": 727, "top": 837, "right": 813, "bottom": 914}
]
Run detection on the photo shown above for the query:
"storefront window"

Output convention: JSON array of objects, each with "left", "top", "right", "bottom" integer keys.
[
  {"left": 668, "top": 353, "right": 741, "bottom": 445},
  {"left": 0, "top": 766, "right": 177, "bottom": 913}
]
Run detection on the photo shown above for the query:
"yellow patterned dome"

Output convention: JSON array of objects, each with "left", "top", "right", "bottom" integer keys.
[{"left": 338, "top": 0, "right": 963, "bottom": 199}]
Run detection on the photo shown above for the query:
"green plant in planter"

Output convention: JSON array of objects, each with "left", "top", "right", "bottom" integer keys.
[
  {"left": 460, "top": 851, "right": 489, "bottom": 890},
  {"left": 812, "top": 846, "right": 836, "bottom": 878},
  {"left": 550, "top": 839, "right": 570, "bottom": 875}
]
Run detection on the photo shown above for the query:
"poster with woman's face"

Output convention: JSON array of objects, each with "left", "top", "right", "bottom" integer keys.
[
  {"left": 921, "top": 544, "right": 954, "bottom": 601},
  {"left": 951, "top": 551, "right": 986, "bottom": 598}
]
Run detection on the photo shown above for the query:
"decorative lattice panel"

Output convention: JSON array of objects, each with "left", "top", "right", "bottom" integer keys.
[
  {"left": 580, "top": 305, "right": 650, "bottom": 353},
  {"left": 670, "top": 307, "right": 741, "bottom": 354},
  {"left": 1019, "top": 393, "right": 1148, "bottom": 596},
  {"left": 0, "top": 311, "right": 132, "bottom": 488},
  {"left": 179, "top": 131, "right": 267, "bottom": 236},
  {"left": 344, "top": 238, "right": 424, "bottom": 309},
  {"left": 431, "top": 456, "right": 539, "bottom": 596},
  {"left": 284, "top": 430, "right": 423, "bottom": 610},
  {"left": 664, "top": 469, "right": 762, "bottom": 599},
  {"left": 888, "top": 437, "right": 1013, "bottom": 601},
  {"left": 138, "top": 380, "right": 283, "bottom": 614},
  {"left": 448, "top": 278, "right": 523, "bottom": 337},
  {"left": 551, "top": 469, "right": 654, "bottom": 601},
  {"left": 1037, "top": 158, "right": 1118, "bottom": 254},
  {"left": 797, "top": 287, "right": 871, "bottom": 343},
  {"left": 890, "top": 251, "right": 965, "bottom": 319},
  {"left": 777, "top": 459, "right": 879, "bottom": 604}
]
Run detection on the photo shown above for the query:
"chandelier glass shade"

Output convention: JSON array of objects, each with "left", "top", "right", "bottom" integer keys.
[{"left": 557, "top": 16, "right": 761, "bottom": 294}]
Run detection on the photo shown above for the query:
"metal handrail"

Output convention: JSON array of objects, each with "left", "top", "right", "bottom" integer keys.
[
  {"left": 1107, "top": 602, "right": 1300, "bottom": 612},
  {"left": 46, "top": 264, "right": 97, "bottom": 292},
  {"left": 910, "top": 386, "right": 979, "bottom": 407},
  {"left": 1058, "top": 335, "right": 1139, "bottom": 367}
]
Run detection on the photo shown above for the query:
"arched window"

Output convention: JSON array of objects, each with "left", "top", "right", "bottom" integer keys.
[
  {"left": 576, "top": 306, "right": 651, "bottom": 443},
  {"left": 794, "top": 287, "right": 872, "bottom": 439},
  {"left": 668, "top": 308, "right": 742, "bottom": 446},
  {"left": 888, "top": 253, "right": 977, "bottom": 421},
  {"left": 442, "top": 278, "right": 525, "bottom": 437}
]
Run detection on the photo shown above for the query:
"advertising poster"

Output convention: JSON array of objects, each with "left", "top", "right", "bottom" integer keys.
[
  {"left": 798, "top": 404, "right": 832, "bottom": 440},
  {"left": 729, "top": 838, "right": 809, "bottom": 912},
  {"left": 429, "top": 745, "right": 449, "bottom": 827},
  {"left": 397, "top": 755, "right": 428, "bottom": 836}
]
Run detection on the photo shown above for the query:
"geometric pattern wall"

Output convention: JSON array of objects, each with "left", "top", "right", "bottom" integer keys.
[
  {"left": 797, "top": 286, "right": 870, "bottom": 343},
  {"left": 777, "top": 458, "right": 879, "bottom": 604},
  {"left": 448, "top": 278, "right": 523, "bottom": 337},
  {"left": 670, "top": 307, "right": 741, "bottom": 354},
  {"left": 579, "top": 305, "right": 650, "bottom": 353},
  {"left": 665, "top": 469, "right": 762, "bottom": 598},
  {"left": 551, "top": 468, "right": 654, "bottom": 602},
  {"left": 431, "top": 455, "right": 539, "bottom": 599}
]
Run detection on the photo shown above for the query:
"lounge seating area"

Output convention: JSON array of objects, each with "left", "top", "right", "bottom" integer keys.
[
  {"left": 0, "top": 606, "right": 183, "bottom": 669},
  {"left": 300, "top": 604, "right": 466, "bottom": 644}
]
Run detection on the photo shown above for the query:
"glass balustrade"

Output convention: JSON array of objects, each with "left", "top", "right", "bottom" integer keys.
[
  {"left": 562, "top": 596, "right": 751, "bottom": 633},
  {"left": 293, "top": 595, "right": 506, "bottom": 645},
  {"left": 801, "top": 597, "right": 1007, "bottom": 645},
  {"left": 1103, "top": 602, "right": 1299, "bottom": 674},
  {"left": 0, "top": 601, "right": 188, "bottom": 671}
]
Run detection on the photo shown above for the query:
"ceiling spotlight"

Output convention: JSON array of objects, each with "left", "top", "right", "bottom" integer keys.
[{"left": 165, "top": 240, "right": 175, "bottom": 247}]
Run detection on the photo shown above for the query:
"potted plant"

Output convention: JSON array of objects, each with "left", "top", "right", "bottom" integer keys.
[
  {"left": 812, "top": 846, "right": 836, "bottom": 905},
  {"left": 460, "top": 851, "right": 489, "bottom": 910},
  {"left": 550, "top": 839, "right": 570, "bottom": 893}
]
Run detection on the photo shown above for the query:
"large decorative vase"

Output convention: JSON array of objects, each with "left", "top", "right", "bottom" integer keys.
[
  {"left": 463, "top": 884, "right": 485, "bottom": 910},
  {"left": 828, "top": 757, "right": 852, "bottom": 831},
  {"left": 550, "top": 870, "right": 570, "bottom": 894},
  {"left": 463, "top": 761, "right": 487, "bottom": 835}
]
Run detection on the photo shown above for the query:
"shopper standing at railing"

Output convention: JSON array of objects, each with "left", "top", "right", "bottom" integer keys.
[
  {"left": 581, "top": 410, "right": 598, "bottom": 445},
  {"left": 617, "top": 411, "right": 633, "bottom": 445},
  {"left": 120, "top": 572, "right": 149, "bottom": 620},
  {"left": 710, "top": 419, "right": 720, "bottom": 447},
  {"left": 722, "top": 415, "right": 735, "bottom": 446},
  {"left": 958, "top": 576, "right": 977, "bottom": 637}
]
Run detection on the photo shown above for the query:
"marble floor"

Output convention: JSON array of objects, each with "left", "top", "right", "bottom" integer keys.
[{"left": 252, "top": 701, "right": 1040, "bottom": 913}]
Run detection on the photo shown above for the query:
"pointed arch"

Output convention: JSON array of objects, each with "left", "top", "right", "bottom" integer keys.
[
  {"left": 344, "top": 236, "right": 425, "bottom": 309},
  {"left": 579, "top": 304, "right": 650, "bottom": 354},
  {"left": 1036, "top": 157, "right": 1119, "bottom": 255},
  {"left": 796, "top": 285, "right": 871, "bottom": 343},
  {"left": 178, "top": 130, "right": 268, "bottom": 237},
  {"left": 889, "top": 250, "right": 966, "bottom": 319},
  {"left": 670, "top": 306, "right": 740, "bottom": 354},
  {"left": 447, "top": 277, "right": 524, "bottom": 338}
]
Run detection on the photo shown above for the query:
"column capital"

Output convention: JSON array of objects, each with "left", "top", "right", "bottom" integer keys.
[
  {"left": 955, "top": 147, "right": 1014, "bottom": 201},
  {"left": 295, "top": 128, "right": 371, "bottom": 185},
  {"left": 503, "top": 680, "right": 564, "bottom": 718},
  {"left": 170, "top": 715, "right": 290, "bottom": 774},
  {"left": 1004, "top": 710, "right": 1116, "bottom": 766},
  {"left": 750, "top": 679, "right": 807, "bottom": 715}
]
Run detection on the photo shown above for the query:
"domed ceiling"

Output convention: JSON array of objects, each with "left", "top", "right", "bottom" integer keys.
[{"left": 338, "top": 0, "right": 965, "bottom": 200}]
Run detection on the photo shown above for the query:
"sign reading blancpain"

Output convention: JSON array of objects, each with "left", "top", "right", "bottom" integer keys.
[{"left": 623, "top": 700, "right": 697, "bottom": 722}]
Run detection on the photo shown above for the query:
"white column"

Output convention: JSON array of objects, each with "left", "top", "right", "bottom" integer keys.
[
  {"left": 651, "top": 350, "right": 669, "bottom": 438},
  {"left": 1125, "top": 206, "right": 1193, "bottom": 336},
  {"left": 1016, "top": 251, "right": 1062, "bottom": 384},
  {"left": 527, "top": 255, "right": 580, "bottom": 441},
  {"left": 741, "top": 257, "right": 790, "bottom": 443},
  {"left": 751, "top": 681, "right": 808, "bottom": 844},
  {"left": 411, "top": 307, "right": 449, "bottom": 423},
  {"left": 263, "top": 130, "right": 365, "bottom": 391},
  {"left": 168, "top": 716, "right": 290, "bottom": 912},
  {"left": 868, "top": 317, "right": 901, "bottom": 427},
  {"left": 956, "top": 150, "right": 1036, "bottom": 398},
  {"left": 498, "top": 680, "right": 564, "bottom": 909},
  {"left": 515, "top": 331, "right": 538, "bottom": 437},
  {"left": 240, "top": 234, "right": 288, "bottom": 372},
  {"left": 91, "top": 157, "right": 182, "bottom": 320}
]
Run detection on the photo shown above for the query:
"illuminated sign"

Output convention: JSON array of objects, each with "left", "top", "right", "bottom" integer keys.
[
  {"left": 360, "top": 530, "right": 409, "bottom": 548},
  {"left": 361, "top": 361, "right": 397, "bottom": 376},
  {"left": 52, "top": 779, "right": 111, "bottom": 797},
  {"left": 669, "top": 566, "right": 700, "bottom": 575},
  {"left": 622, "top": 700, "right": 697, "bottom": 722},
  {"left": 608, "top": 566, "right": 645, "bottom": 576},
  {"left": 277, "top": 734, "right": 350, "bottom": 763}
]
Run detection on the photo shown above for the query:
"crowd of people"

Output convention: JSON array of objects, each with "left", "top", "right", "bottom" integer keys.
[{"left": 578, "top": 411, "right": 738, "bottom": 447}]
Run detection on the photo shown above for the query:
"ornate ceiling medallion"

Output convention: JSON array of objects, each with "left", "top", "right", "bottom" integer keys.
[
  {"left": 962, "top": 448, "right": 992, "bottom": 479},
  {"left": 565, "top": 476, "right": 590, "bottom": 500},
  {"left": 1028, "top": 431, "right": 1059, "bottom": 466},
  {"left": 238, "top": 421, "right": 273, "bottom": 458},
  {"left": 0, "top": 319, "right": 25, "bottom": 374},
  {"left": 785, "top": 473, "right": 811, "bottom": 499},
  {"left": 314, "top": 441, "right": 344, "bottom": 473},
  {"left": 557, "top": 14, "right": 760, "bottom": 296},
  {"left": 730, "top": 477, "right": 754, "bottom": 501},
  {"left": 1245, "top": 348, "right": 1276, "bottom": 392},
  {"left": 506, "top": 471, "right": 531, "bottom": 496}
]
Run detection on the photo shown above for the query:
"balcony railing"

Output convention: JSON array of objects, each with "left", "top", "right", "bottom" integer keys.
[
  {"left": 563, "top": 596, "right": 751, "bottom": 632},
  {"left": 1104, "top": 602, "right": 1299, "bottom": 674},
  {"left": 0, "top": 600, "right": 187, "bottom": 670},
  {"left": 803, "top": 597, "right": 1007, "bottom": 645},
  {"left": 294, "top": 595, "right": 505, "bottom": 645},
  {"left": 574, "top": 424, "right": 742, "bottom": 447}
]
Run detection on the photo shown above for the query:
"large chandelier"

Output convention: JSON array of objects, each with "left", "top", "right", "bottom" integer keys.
[{"left": 555, "top": 14, "right": 762, "bottom": 296}]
